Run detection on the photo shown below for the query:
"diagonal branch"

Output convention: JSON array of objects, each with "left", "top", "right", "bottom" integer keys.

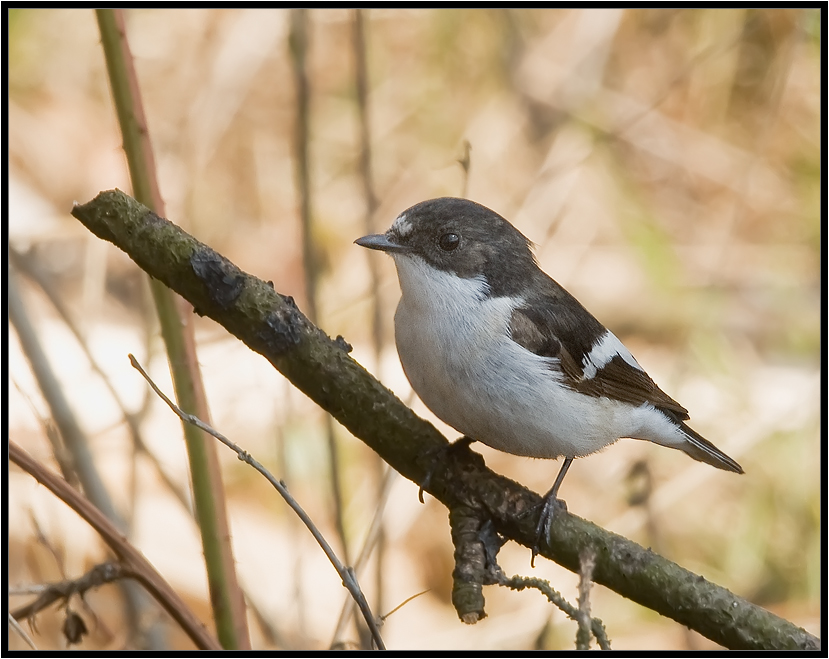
[{"left": 69, "top": 189, "right": 819, "bottom": 652}]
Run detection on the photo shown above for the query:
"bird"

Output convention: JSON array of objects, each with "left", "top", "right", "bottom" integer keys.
[{"left": 355, "top": 197, "right": 743, "bottom": 557}]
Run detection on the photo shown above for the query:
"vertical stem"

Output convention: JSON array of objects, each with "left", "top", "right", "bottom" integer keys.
[
  {"left": 95, "top": 8, "right": 250, "bottom": 650},
  {"left": 458, "top": 139, "right": 472, "bottom": 198},
  {"left": 289, "top": 7, "right": 350, "bottom": 566},
  {"left": 354, "top": 8, "right": 382, "bottom": 365},
  {"left": 290, "top": 8, "right": 315, "bottom": 323},
  {"left": 576, "top": 547, "right": 596, "bottom": 651},
  {"left": 353, "top": 7, "right": 386, "bottom": 627}
]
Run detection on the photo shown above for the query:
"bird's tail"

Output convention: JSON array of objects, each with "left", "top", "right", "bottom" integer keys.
[{"left": 678, "top": 422, "right": 743, "bottom": 474}]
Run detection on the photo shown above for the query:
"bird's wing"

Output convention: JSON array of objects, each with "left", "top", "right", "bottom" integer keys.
[{"left": 509, "top": 302, "right": 689, "bottom": 420}]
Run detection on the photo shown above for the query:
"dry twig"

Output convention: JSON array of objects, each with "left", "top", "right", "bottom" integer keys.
[{"left": 128, "top": 354, "right": 386, "bottom": 651}]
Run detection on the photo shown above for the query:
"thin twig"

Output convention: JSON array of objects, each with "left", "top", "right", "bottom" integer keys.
[
  {"left": 354, "top": 6, "right": 381, "bottom": 366},
  {"left": 128, "top": 354, "right": 386, "bottom": 651},
  {"left": 333, "top": 588, "right": 430, "bottom": 648},
  {"left": 576, "top": 547, "right": 597, "bottom": 650},
  {"left": 11, "top": 377, "right": 78, "bottom": 487},
  {"left": 330, "top": 466, "right": 396, "bottom": 647},
  {"left": 457, "top": 139, "right": 472, "bottom": 198},
  {"left": 11, "top": 562, "right": 127, "bottom": 622},
  {"left": 8, "top": 613, "right": 38, "bottom": 650},
  {"left": 290, "top": 7, "right": 316, "bottom": 324},
  {"left": 29, "top": 512, "right": 68, "bottom": 580},
  {"left": 380, "top": 590, "right": 430, "bottom": 622},
  {"left": 324, "top": 416, "right": 350, "bottom": 562},
  {"left": 497, "top": 572, "right": 610, "bottom": 651}
]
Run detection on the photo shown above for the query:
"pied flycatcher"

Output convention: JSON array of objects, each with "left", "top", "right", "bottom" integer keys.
[{"left": 356, "top": 197, "right": 743, "bottom": 552}]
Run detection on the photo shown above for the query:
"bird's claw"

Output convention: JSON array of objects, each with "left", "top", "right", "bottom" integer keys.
[{"left": 531, "top": 495, "right": 567, "bottom": 567}]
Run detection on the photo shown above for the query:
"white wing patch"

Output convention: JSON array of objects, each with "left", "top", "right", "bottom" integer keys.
[
  {"left": 392, "top": 212, "right": 413, "bottom": 238},
  {"left": 582, "top": 330, "right": 643, "bottom": 380}
]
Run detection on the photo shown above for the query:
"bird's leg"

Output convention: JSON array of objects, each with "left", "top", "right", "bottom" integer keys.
[
  {"left": 418, "top": 435, "right": 476, "bottom": 503},
  {"left": 532, "top": 457, "right": 573, "bottom": 567}
]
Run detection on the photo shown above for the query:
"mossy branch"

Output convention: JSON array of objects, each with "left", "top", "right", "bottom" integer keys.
[{"left": 71, "top": 189, "right": 819, "bottom": 652}]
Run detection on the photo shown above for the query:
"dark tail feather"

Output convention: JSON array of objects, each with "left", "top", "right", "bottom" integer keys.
[{"left": 679, "top": 422, "right": 744, "bottom": 474}]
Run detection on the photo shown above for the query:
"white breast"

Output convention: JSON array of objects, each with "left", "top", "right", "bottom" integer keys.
[{"left": 391, "top": 254, "right": 642, "bottom": 459}]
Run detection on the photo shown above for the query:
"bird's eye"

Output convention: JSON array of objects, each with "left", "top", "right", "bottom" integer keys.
[{"left": 439, "top": 233, "right": 460, "bottom": 251}]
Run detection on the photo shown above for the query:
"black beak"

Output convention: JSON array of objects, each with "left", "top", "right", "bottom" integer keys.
[{"left": 354, "top": 233, "right": 411, "bottom": 253}]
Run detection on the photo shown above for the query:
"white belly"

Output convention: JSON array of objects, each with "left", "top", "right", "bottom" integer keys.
[{"left": 394, "top": 289, "right": 634, "bottom": 460}]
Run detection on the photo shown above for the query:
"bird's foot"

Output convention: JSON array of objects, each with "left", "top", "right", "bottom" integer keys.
[
  {"left": 529, "top": 457, "right": 573, "bottom": 567},
  {"left": 418, "top": 435, "right": 475, "bottom": 503},
  {"left": 531, "top": 493, "right": 568, "bottom": 567}
]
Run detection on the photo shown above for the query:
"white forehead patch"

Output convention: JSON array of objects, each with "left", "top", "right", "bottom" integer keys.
[{"left": 392, "top": 212, "right": 413, "bottom": 237}]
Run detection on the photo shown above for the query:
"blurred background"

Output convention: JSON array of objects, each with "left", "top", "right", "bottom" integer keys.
[{"left": 7, "top": 7, "right": 820, "bottom": 651}]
